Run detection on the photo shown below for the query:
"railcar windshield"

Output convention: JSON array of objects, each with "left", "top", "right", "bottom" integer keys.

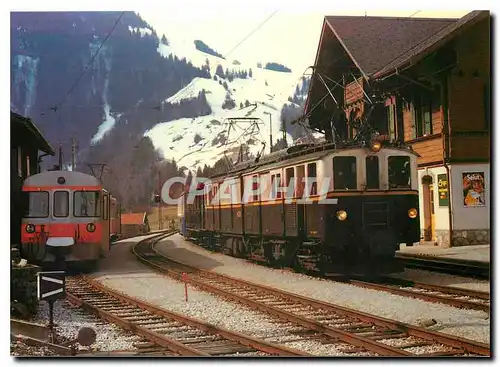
[
  {"left": 365, "top": 156, "right": 380, "bottom": 189},
  {"left": 333, "top": 156, "right": 357, "bottom": 190},
  {"left": 74, "top": 191, "right": 101, "bottom": 217},
  {"left": 24, "top": 191, "right": 49, "bottom": 218},
  {"left": 388, "top": 156, "right": 411, "bottom": 189},
  {"left": 54, "top": 191, "right": 69, "bottom": 217}
]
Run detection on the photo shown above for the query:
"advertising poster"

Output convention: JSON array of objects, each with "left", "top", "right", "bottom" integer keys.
[{"left": 462, "top": 172, "right": 486, "bottom": 207}]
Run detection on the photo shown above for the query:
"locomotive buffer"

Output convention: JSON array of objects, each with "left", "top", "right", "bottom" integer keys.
[{"left": 37, "top": 271, "right": 65, "bottom": 342}]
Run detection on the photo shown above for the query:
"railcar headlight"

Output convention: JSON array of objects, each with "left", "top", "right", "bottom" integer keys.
[
  {"left": 25, "top": 224, "right": 35, "bottom": 233},
  {"left": 87, "top": 223, "right": 96, "bottom": 232},
  {"left": 408, "top": 208, "right": 418, "bottom": 219},
  {"left": 336, "top": 210, "right": 347, "bottom": 221},
  {"left": 370, "top": 141, "right": 382, "bottom": 152}
]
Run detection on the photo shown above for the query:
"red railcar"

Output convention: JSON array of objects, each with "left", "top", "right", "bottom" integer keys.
[{"left": 20, "top": 170, "right": 121, "bottom": 269}]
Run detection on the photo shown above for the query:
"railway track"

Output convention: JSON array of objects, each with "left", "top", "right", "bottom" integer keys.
[
  {"left": 343, "top": 277, "right": 489, "bottom": 313},
  {"left": 133, "top": 234, "right": 490, "bottom": 357},
  {"left": 65, "top": 276, "right": 309, "bottom": 357}
]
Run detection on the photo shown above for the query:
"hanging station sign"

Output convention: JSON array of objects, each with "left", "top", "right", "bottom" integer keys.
[{"left": 437, "top": 174, "right": 449, "bottom": 207}]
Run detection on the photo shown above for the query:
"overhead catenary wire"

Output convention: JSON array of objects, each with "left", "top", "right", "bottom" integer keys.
[
  {"left": 223, "top": 9, "right": 279, "bottom": 59},
  {"left": 50, "top": 11, "right": 125, "bottom": 113}
]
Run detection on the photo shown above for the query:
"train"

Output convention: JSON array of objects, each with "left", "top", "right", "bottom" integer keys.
[
  {"left": 20, "top": 170, "right": 121, "bottom": 270},
  {"left": 178, "top": 139, "right": 421, "bottom": 276}
]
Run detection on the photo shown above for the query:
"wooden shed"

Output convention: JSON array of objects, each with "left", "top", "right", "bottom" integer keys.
[{"left": 120, "top": 212, "right": 150, "bottom": 237}]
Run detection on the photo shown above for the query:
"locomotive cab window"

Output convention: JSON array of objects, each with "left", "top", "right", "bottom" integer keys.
[
  {"left": 365, "top": 156, "right": 380, "bottom": 189},
  {"left": 74, "top": 191, "right": 101, "bottom": 217},
  {"left": 333, "top": 157, "right": 357, "bottom": 190},
  {"left": 388, "top": 156, "right": 411, "bottom": 189},
  {"left": 53, "top": 191, "right": 69, "bottom": 217},
  {"left": 24, "top": 191, "right": 49, "bottom": 218}
]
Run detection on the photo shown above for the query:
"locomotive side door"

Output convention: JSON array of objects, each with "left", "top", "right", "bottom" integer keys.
[
  {"left": 296, "top": 165, "right": 306, "bottom": 238},
  {"left": 102, "top": 192, "right": 110, "bottom": 254}
]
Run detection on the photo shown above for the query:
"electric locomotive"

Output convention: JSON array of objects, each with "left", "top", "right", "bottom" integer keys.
[
  {"left": 20, "top": 170, "right": 120, "bottom": 270},
  {"left": 180, "top": 138, "right": 420, "bottom": 276}
]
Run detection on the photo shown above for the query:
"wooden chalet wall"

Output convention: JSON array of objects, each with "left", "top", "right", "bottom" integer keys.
[
  {"left": 395, "top": 17, "right": 490, "bottom": 167},
  {"left": 447, "top": 18, "right": 490, "bottom": 162}
]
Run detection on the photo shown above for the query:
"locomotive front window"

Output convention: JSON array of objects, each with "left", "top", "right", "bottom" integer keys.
[
  {"left": 333, "top": 157, "right": 357, "bottom": 190},
  {"left": 54, "top": 191, "right": 69, "bottom": 217},
  {"left": 388, "top": 156, "right": 411, "bottom": 189},
  {"left": 365, "top": 156, "right": 380, "bottom": 189},
  {"left": 24, "top": 191, "right": 49, "bottom": 218},
  {"left": 74, "top": 191, "right": 101, "bottom": 217}
]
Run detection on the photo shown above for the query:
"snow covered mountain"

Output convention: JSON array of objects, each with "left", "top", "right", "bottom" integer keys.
[{"left": 144, "top": 35, "right": 310, "bottom": 170}]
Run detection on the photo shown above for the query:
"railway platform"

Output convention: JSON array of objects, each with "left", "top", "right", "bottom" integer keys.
[{"left": 397, "top": 244, "right": 490, "bottom": 264}]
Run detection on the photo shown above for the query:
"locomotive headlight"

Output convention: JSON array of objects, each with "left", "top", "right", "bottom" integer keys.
[
  {"left": 408, "top": 208, "right": 418, "bottom": 219},
  {"left": 87, "top": 223, "right": 96, "bottom": 232},
  {"left": 370, "top": 141, "right": 382, "bottom": 152},
  {"left": 336, "top": 210, "right": 348, "bottom": 221},
  {"left": 25, "top": 224, "right": 35, "bottom": 233}
]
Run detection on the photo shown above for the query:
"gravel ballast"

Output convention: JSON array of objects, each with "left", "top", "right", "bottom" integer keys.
[
  {"left": 32, "top": 300, "right": 142, "bottom": 353},
  {"left": 95, "top": 273, "right": 374, "bottom": 356},
  {"left": 153, "top": 235, "right": 490, "bottom": 345}
]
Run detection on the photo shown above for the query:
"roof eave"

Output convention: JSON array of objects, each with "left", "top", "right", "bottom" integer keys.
[
  {"left": 324, "top": 17, "right": 370, "bottom": 82},
  {"left": 304, "top": 19, "right": 328, "bottom": 115},
  {"left": 372, "top": 11, "right": 489, "bottom": 80},
  {"left": 11, "top": 111, "right": 56, "bottom": 155}
]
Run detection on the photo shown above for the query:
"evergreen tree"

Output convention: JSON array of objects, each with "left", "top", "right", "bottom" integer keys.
[
  {"left": 249, "top": 68, "right": 253, "bottom": 78},
  {"left": 215, "top": 64, "right": 225, "bottom": 78},
  {"left": 222, "top": 93, "right": 236, "bottom": 110}
]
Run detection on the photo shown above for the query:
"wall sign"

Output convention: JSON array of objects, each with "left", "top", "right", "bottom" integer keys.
[
  {"left": 462, "top": 172, "right": 486, "bottom": 207},
  {"left": 437, "top": 174, "right": 449, "bottom": 207}
]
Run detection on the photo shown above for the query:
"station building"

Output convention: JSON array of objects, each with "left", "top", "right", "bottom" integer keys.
[{"left": 304, "top": 11, "right": 490, "bottom": 247}]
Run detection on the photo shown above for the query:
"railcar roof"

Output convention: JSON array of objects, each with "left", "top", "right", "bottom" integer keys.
[
  {"left": 23, "top": 170, "right": 103, "bottom": 187},
  {"left": 209, "top": 142, "right": 417, "bottom": 180}
]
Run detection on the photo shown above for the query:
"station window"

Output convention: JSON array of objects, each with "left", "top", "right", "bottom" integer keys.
[
  {"left": 53, "top": 191, "right": 69, "bottom": 217},
  {"left": 388, "top": 156, "right": 411, "bottom": 189},
  {"left": 24, "top": 191, "right": 49, "bottom": 218},
  {"left": 333, "top": 156, "right": 357, "bottom": 190},
  {"left": 307, "top": 163, "right": 317, "bottom": 196},
  {"left": 74, "top": 191, "right": 101, "bottom": 217},
  {"left": 365, "top": 156, "right": 380, "bottom": 190}
]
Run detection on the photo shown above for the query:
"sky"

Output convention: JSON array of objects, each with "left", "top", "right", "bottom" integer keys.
[{"left": 136, "top": 4, "right": 471, "bottom": 74}]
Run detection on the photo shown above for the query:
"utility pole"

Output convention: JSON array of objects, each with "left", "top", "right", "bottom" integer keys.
[
  {"left": 264, "top": 112, "right": 272, "bottom": 153},
  {"left": 71, "top": 137, "right": 78, "bottom": 171},
  {"left": 58, "top": 145, "right": 63, "bottom": 170},
  {"left": 282, "top": 118, "right": 287, "bottom": 148},
  {"left": 158, "top": 169, "right": 162, "bottom": 231}
]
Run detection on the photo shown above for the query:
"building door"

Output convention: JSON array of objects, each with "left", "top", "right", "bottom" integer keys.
[
  {"left": 421, "top": 176, "right": 433, "bottom": 242},
  {"left": 429, "top": 185, "right": 436, "bottom": 241}
]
